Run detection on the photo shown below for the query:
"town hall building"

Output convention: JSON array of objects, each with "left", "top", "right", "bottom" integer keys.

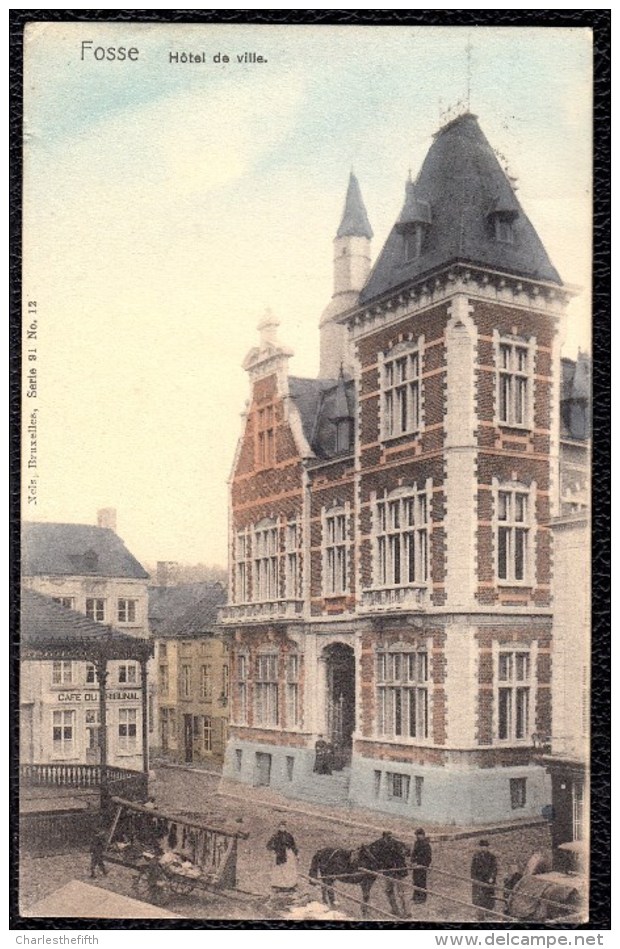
[{"left": 219, "top": 112, "right": 578, "bottom": 824}]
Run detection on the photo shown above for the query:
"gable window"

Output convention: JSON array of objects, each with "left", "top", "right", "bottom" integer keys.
[
  {"left": 286, "top": 653, "right": 300, "bottom": 728},
  {"left": 257, "top": 404, "right": 275, "bottom": 467},
  {"left": 52, "top": 596, "right": 75, "bottom": 610},
  {"left": 118, "top": 599, "right": 137, "bottom": 624},
  {"left": 254, "top": 521, "right": 279, "bottom": 601},
  {"left": 234, "top": 528, "right": 251, "bottom": 603},
  {"left": 377, "top": 649, "right": 429, "bottom": 740},
  {"left": 284, "top": 521, "right": 300, "bottom": 599},
  {"left": 255, "top": 653, "right": 279, "bottom": 726},
  {"left": 118, "top": 663, "right": 137, "bottom": 685},
  {"left": 237, "top": 653, "right": 249, "bottom": 725},
  {"left": 382, "top": 344, "right": 421, "bottom": 439},
  {"left": 85, "top": 598, "right": 105, "bottom": 622},
  {"left": 495, "top": 484, "right": 532, "bottom": 583},
  {"left": 375, "top": 486, "right": 429, "bottom": 587},
  {"left": 52, "top": 660, "right": 73, "bottom": 686},
  {"left": 497, "top": 649, "right": 531, "bottom": 741},
  {"left": 52, "top": 709, "right": 75, "bottom": 757},
  {"left": 323, "top": 508, "right": 349, "bottom": 596},
  {"left": 497, "top": 338, "right": 531, "bottom": 428},
  {"left": 118, "top": 708, "right": 137, "bottom": 752}
]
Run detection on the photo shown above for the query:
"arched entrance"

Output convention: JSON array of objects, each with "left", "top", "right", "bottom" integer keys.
[{"left": 323, "top": 643, "right": 355, "bottom": 769}]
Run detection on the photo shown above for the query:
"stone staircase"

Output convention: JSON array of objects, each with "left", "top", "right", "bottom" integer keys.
[{"left": 294, "top": 767, "right": 351, "bottom": 806}]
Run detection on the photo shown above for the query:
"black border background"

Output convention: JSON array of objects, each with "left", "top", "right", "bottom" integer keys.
[{"left": 9, "top": 7, "right": 611, "bottom": 932}]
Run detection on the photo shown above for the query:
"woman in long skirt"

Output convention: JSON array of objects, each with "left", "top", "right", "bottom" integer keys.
[{"left": 267, "top": 821, "right": 299, "bottom": 897}]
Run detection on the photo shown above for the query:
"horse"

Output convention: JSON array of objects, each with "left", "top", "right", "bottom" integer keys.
[{"left": 309, "top": 836, "right": 410, "bottom": 919}]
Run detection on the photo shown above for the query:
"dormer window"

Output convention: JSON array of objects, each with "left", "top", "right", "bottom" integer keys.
[
  {"left": 404, "top": 224, "right": 425, "bottom": 261},
  {"left": 495, "top": 216, "right": 514, "bottom": 244},
  {"left": 396, "top": 183, "right": 431, "bottom": 263},
  {"left": 335, "top": 418, "right": 353, "bottom": 453}
]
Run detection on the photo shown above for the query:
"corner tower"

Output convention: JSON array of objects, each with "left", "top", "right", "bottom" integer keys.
[{"left": 319, "top": 173, "right": 373, "bottom": 379}]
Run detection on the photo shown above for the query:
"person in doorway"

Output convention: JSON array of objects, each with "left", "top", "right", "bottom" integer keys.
[
  {"left": 267, "top": 821, "right": 299, "bottom": 898},
  {"left": 411, "top": 827, "right": 433, "bottom": 904},
  {"left": 89, "top": 827, "right": 109, "bottom": 879},
  {"left": 471, "top": 839, "right": 498, "bottom": 921},
  {"left": 313, "top": 735, "right": 332, "bottom": 775}
]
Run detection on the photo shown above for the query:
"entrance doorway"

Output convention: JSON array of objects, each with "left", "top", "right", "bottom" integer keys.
[{"left": 324, "top": 643, "right": 355, "bottom": 769}]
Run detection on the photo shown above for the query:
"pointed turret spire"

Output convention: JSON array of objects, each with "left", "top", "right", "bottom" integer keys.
[{"left": 336, "top": 172, "right": 373, "bottom": 239}]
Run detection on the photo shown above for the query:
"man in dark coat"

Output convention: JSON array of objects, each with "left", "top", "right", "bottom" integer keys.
[
  {"left": 375, "top": 831, "right": 410, "bottom": 919},
  {"left": 471, "top": 839, "right": 498, "bottom": 920},
  {"left": 411, "top": 827, "right": 433, "bottom": 904},
  {"left": 313, "top": 735, "right": 332, "bottom": 774}
]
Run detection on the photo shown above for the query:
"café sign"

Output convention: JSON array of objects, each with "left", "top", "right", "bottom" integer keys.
[{"left": 57, "top": 691, "right": 139, "bottom": 702}]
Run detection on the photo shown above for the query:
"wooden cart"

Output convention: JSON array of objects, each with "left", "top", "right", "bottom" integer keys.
[{"left": 104, "top": 796, "right": 249, "bottom": 902}]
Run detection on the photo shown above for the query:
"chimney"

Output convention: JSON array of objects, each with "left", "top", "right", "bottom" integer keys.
[
  {"left": 157, "top": 561, "right": 179, "bottom": 587},
  {"left": 97, "top": 507, "right": 117, "bottom": 532}
]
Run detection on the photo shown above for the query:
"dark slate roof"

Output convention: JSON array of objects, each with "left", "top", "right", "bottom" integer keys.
[
  {"left": 288, "top": 374, "right": 357, "bottom": 461},
  {"left": 288, "top": 376, "right": 336, "bottom": 447},
  {"left": 148, "top": 582, "right": 215, "bottom": 629},
  {"left": 336, "top": 172, "right": 373, "bottom": 239},
  {"left": 560, "top": 353, "right": 591, "bottom": 441},
  {"left": 360, "top": 113, "right": 561, "bottom": 305},
  {"left": 157, "top": 585, "right": 227, "bottom": 639},
  {"left": 22, "top": 523, "right": 149, "bottom": 580},
  {"left": 21, "top": 588, "right": 145, "bottom": 649}
]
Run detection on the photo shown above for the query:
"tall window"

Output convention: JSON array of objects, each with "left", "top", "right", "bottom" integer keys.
[
  {"left": 285, "top": 521, "right": 300, "bottom": 599},
  {"left": 118, "top": 663, "right": 137, "bottom": 685},
  {"left": 52, "top": 661, "right": 73, "bottom": 686},
  {"left": 52, "top": 710, "right": 75, "bottom": 757},
  {"left": 237, "top": 653, "right": 249, "bottom": 725},
  {"left": 498, "top": 339, "right": 530, "bottom": 427},
  {"left": 234, "top": 528, "right": 251, "bottom": 603},
  {"left": 159, "top": 663, "right": 169, "bottom": 696},
  {"left": 254, "top": 522, "right": 279, "bottom": 601},
  {"left": 324, "top": 509, "right": 349, "bottom": 595},
  {"left": 498, "top": 650, "right": 531, "bottom": 741},
  {"left": 118, "top": 599, "right": 137, "bottom": 623},
  {"left": 118, "top": 708, "right": 137, "bottom": 752},
  {"left": 377, "top": 650, "right": 429, "bottom": 739},
  {"left": 200, "top": 664, "right": 212, "bottom": 700},
  {"left": 222, "top": 664, "right": 229, "bottom": 701},
  {"left": 255, "top": 653, "right": 279, "bottom": 726},
  {"left": 85, "top": 709, "right": 101, "bottom": 752},
  {"left": 375, "top": 488, "right": 429, "bottom": 586},
  {"left": 496, "top": 487, "right": 530, "bottom": 582},
  {"left": 286, "top": 654, "right": 300, "bottom": 728},
  {"left": 257, "top": 404, "right": 275, "bottom": 466},
  {"left": 85, "top": 598, "right": 105, "bottom": 622},
  {"left": 85, "top": 663, "right": 97, "bottom": 685},
  {"left": 181, "top": 664, "right": 191, "bottom": 699},
  {"left": 383, "top": 347, "right": 421, "bottom": 438},
  {"left": 203, "top": 717, "right": 213, "bottom": 752}
]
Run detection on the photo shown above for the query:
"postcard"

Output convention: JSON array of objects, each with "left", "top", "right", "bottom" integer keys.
[{"left": 17, "top": 18, "right": 595, "bottom": 927}]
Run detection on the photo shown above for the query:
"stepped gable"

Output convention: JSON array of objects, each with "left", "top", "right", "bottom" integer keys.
[{"left": 359, "top": 113, "right": 562, "bottom": 305}]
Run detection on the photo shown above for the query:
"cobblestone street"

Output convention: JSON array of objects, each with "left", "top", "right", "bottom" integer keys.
[{"left": 20, "top": 765, "right": 553, "bottom": 922}]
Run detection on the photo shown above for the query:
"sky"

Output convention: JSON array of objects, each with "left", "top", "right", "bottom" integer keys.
[{"left": 22, "top": 23, "right": 593, "bottom": 567}]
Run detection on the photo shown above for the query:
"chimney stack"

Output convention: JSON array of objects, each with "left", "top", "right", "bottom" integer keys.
[
  {"left": 97, "top": 507, "right": 117, "bottom": 532},
  {"left": 157, "top": 561, "right": 179, "bottom": 587}
]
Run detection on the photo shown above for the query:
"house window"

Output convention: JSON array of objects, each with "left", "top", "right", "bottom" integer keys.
[
  {"left": 234, "top": 528, "right": 251, "bottom": 603},
  {"left": 414, "top": 775, "right": 424, "bottom": 807},
  {"left": 387, "top": 772, "right": 410, "bottom": 800},
  {"left": 52, "top": 596, "right": 75, "bottom": 610},
  {"left": 373, "top": 770, "right": 382, "bottom": 798},
  {"left": 382, "top": 346, "right": 421, "bottom": 438},
  {"left": 324, "top": 509, "right": 349, "bottom": 595},
  {"left": 257, "top": 404, "right": 275, "bottom": 466},
  {"left": 510, "top": 777, "right": 527, "bottom": 809},
  {"left": 255, "top": 653, "right": 279, "bottom": 726},
  {"left": 85, "top": 709, "right": 101, "bottom": 751},
  {"left": 85, "top": 598, "right": 105, "bottom": 622},
  {"left": 118, "top": 663, "right": 137, "bottom": 685},
  {"left": 181, "top": 665, "right": 191, "bottom": 699},
  {"left": 203, "top": 717, "right": 213, "bottom": 752},
  {"left": 496, "top": 486, "right": 531, "bottom": 583},
  {"left": 234, "top": 749, "right": 243, "bottom": 772},
  {"left": 375, "top": 487, "right": 429, "bottom": 587},
  {"left": 495, "top": 217, "right": 514, "bottom": 244},
  {"left": 85, "top": 663, "right": 97, "bottom": 685},
  {"left": 497, "top": 339, "right": 530, "bottom": 427},
  {"left": 286, "top": 654, "right": 300, "bottom": 728},
  {"left": 117, "top": 599, "right": 137, "bottom": 623},
  {"left": 159, "top": 643, "right": 167, "bottom": 659},
  {"left": 237, "top": 653, "right": 249, "bottom": 725},
  {"left": 377, "top": 650, "right": 429, "bottom": 740},
  {"left": 286, "top": 756, "right": 295, "bottom": 781},
  {"left": 254, "top": 522, "right": 279, "bottom": 601},
  {"left": 159, "top": 664, "right": 169, "bottom": 696},
  {"left": 200, "top": 664, "right": 212, "bottom": 700},
  {"left": 284, "top": 521, "right": 300, "bottom": 599},
  {"left": 52, "top": 709, "right": 75, "bottom": 757},
  {"left": 52, "top": 660, "right": 73, "bottom": 686},
  {"left": 498, "top": 649, "right": 531, "bottom": 741},
  {"left": 404, "top": 223, "right": 425, "bottom": 261},
  {"left": 335, "top": 419, "right": 353, "bottom": 453},
  {"left": 222, "top": 664, "right": 229, "bottom": 700},
  {"left": 118, "top": 708, "right": 137, "bottom": 752}
]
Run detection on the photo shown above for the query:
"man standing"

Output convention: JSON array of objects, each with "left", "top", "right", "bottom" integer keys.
[
  {"left": 376, "top": 831, "right": 410, "bottom": 919},
  {"left": 313, "top": 735, "right": 332, "bottom": 775},
  {"left": 411, "top": 827, "right": 433, "bottom": 904},
  {"left": 470, "top": 839, "right": 498, "bottom": 921}
]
